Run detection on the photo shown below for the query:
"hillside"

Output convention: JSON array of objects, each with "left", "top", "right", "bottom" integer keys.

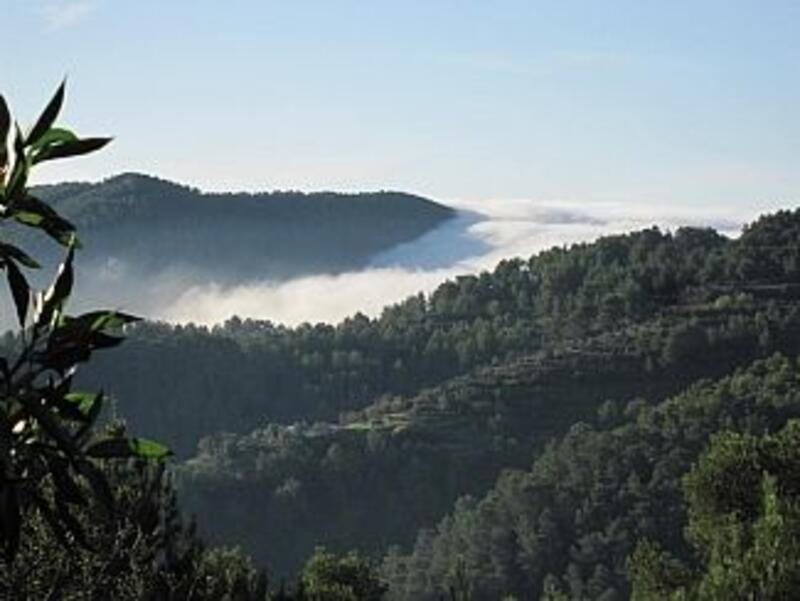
[
  {"left": 23, "top": 173, "right": 455, "bottom": 284},
  {"left": 82, "top": 210, "right": 800, "bottom": 453},
  {"left": 176, "top": 297, "right": 800, "bottom": 578},
  {"left": 382, "top": 353, "right": 800, "bottom": 599},
  {"left": 72, "top": 207, "right": 800, "bottom": 581}
]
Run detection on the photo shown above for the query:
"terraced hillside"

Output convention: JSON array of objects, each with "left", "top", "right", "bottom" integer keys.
[{"left": 147, "top": 209, "right": 800, "bottom": 577}]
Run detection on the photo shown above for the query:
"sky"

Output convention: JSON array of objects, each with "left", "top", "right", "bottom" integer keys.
[{"left": 1, "top": 1, "right": 798, "bottom": 212}]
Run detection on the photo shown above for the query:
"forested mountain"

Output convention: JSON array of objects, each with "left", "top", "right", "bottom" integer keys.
[
  {"left": 383, "top": 354, "right": 800, "bottom": 599},
  {"left": 22, "top": 172, "right": 454, "bottom": 284},
  {"left": 82, "top": 212, "right": 796, "bottom": 455},
  {"left": 175, "top": 292, "right": 800, "bottom": 579},
  {"left": 71, "top": 207, "right": 800, "bottom": 588}
]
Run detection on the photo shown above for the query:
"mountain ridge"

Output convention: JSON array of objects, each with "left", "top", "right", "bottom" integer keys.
[
  {"left": 1, "top": 173, "right": 458, "bottom": 323},
  {"left": 34, "top": 172, "right": 451, "bottom": 224}
]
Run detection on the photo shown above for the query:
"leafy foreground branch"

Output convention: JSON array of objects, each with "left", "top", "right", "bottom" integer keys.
[{"left": 0, "top": 83, "right": 169, "bottom": 562}]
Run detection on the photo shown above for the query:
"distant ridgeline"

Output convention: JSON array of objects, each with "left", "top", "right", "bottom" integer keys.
[
  {"left": 27, "top": 173, "right": 454, "bottom": 282},
  {"left": 77, "top": 207, "right": 800, "bottom": 588}
]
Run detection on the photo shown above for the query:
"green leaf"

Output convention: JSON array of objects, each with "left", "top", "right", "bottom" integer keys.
[
  {"left": 64, "top": 392, "right": 102, "bottom": 417},
  {"left": 0, "top": 94, "right": 10, "bottom": 174},
  {"left": 26, "top": 80, "right": 65, "bottom": 148},
  {"left": 11, "top": 194, "right": 78, "bottom": 246},
  {"left": 131, "top": 437, "right": 172, "bottom": 459},
  {"left": 5, "top": 126, "right": 29, "bottom": 203},
  {"left": 48, "top": 389, "right": 101, "bottom": 424},
  {"left": 36, "top": 245, "right": 74, "bottom": 328},
  {"left": 30, "top": 127, "right": 78, "bottom": 155},
  {"left": 91, "top": 311, "right": 141, "bottom": 331},
  {"left": 42, "top": 310, "right": 133, "bottom": 372},
  {"left": 74, "top": 391, "right": 104, "bottom": 444},
  {"left": 0, "top": 95, "right": 9, "bottom": 146},
  {"left": 13, "top": 210, "right": 44, "bottom": 226},
  {"left": 0, "top": 242, "right": 40, "bottom": 268},
  {"left": 33, "top": 137, "right": 112, "bottom": 164},
  {"left": 86, "top": 437, "right": 171, "bottom": 459},
  {"left": 64, "top": 310, "right": 141, "bottom": 333},
  {"left": 20, "top": 393, "right": 79, "bottom": 456},
  {"left": 52, "top": 245, "right": 75, "bottom": 302},
  {"left": 5, "top": 260, "right": 29, "bottom": 327}
]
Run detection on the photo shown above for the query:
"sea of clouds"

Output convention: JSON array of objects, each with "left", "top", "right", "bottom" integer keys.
[
  {"left": 157, "top": 198, "right": 756, "bottom": 327},
  {"left": 0, "top": 198, "right": 761, "bottom": 330}
]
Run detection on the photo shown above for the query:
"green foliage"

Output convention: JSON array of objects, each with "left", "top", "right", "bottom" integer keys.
[
  {"left": 78, "top": 211, "right": 800, "bottom": 457},
  {"left": 0, "top": 453, "right": 271, "bottom": 599},
  {"left": 627, "top": 541, "right": 692, "bottom": 601},
  {"left": 190, "top": 545, "right": 270, "bottom": 601},
  {"left": 630, "top": 423, "right": 800, "bottom": 600},
  {"left": 381, "top": 355, "right": 800, "bottom": 599},
  {"left": 175, "top": 208, "right": 800, "bottom": 579},
  {"left": 300, "top": 547, "right": 387, "bottom": 600},
  {"left": 0, "top": 84, "right": 168, "bottom": 563}
]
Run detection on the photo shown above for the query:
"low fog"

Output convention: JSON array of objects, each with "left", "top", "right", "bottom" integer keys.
[{"left": 1, "top": 199, "right": 758, "bottom": 330}]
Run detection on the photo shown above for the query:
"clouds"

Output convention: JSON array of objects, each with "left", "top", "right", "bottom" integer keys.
[
  {"left": 0, "top": 197, "right": 760, "bottom": 331},
  {"left": 160, "top": 267, "right": 454, "bottom": 327},
  {"left": 40, "top": 0, "right": 96, "bottom": 31},
  {"left": 153, "top": 199, "right": 757, "bottom": 327}
]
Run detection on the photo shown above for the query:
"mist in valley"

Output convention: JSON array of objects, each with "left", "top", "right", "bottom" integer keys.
[
  {"left": 150, "top": 199, "right": 756, "bottom": 326},
  {"left": 12, "top": 197, "right": 753, "bottom": 329}
]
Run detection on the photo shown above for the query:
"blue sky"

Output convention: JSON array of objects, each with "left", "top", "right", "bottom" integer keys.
[{"left": 2, "top": 1, "right": 799, "bottom": 210}]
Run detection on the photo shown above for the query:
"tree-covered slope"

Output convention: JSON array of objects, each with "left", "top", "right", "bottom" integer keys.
[
  {"left": 82, "top": 208, "right": 800, "bottom": 456},
  {"left": 132, "top": 208, "right": 800, "bottom": 579},
  {"left": 25, "top": 172, "right": 455, "bottom": 282},
  {"left": 175, "top": 299, "right": 800, "bottom": 579},
  {"left": 382, "top": 353, "right": 800, "bottom": 600}
]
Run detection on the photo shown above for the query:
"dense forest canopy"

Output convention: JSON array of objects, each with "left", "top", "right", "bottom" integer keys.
[
  {"left": 384, "top": 354, "right": 800, "bottom": 599},
  {"left": 80, "top": 209, "right": 800, "bottom": 453},
  {"left": 63, "top": 206, "right": 800, "bottom": 592},
  {"left": 5, "top": 194, "right": 800, "bottom": 598}
]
